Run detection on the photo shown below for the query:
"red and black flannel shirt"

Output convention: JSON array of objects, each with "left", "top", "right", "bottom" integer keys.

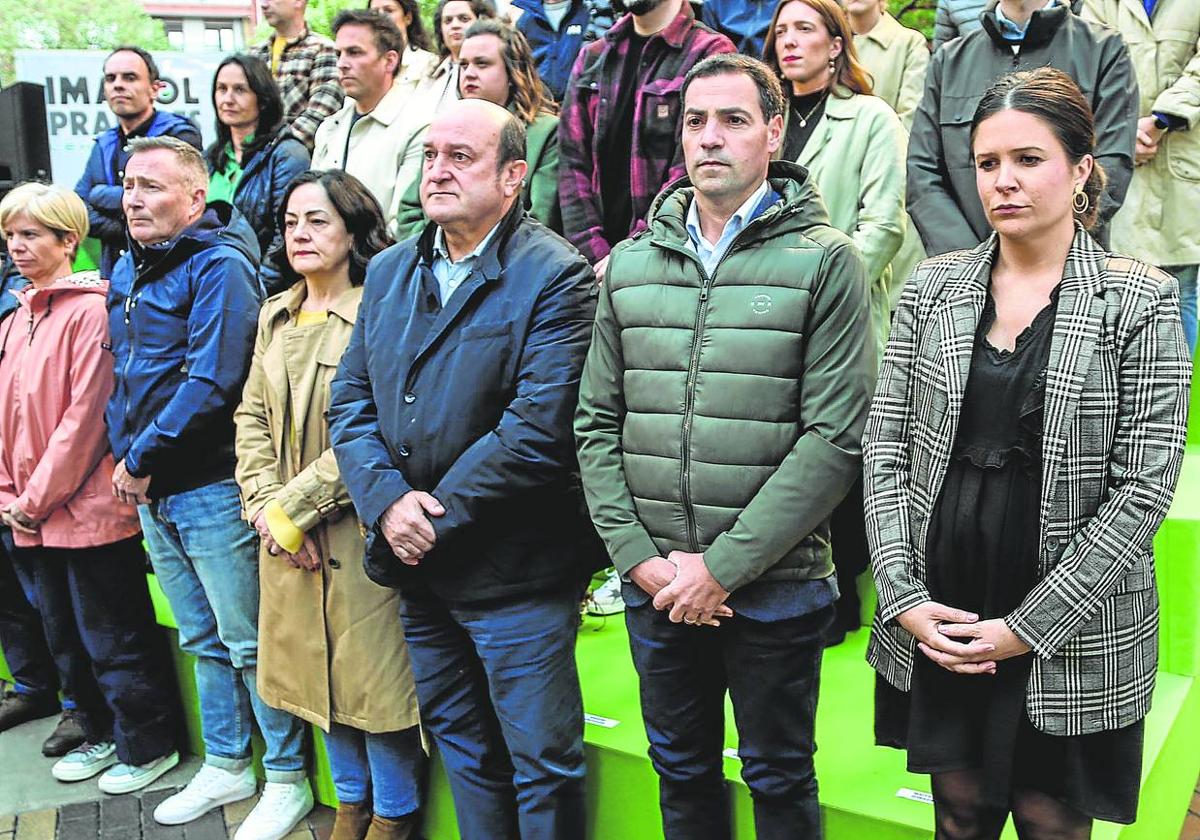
[{"left": 557, "top": 4, "right": 734, "bottom": 264}]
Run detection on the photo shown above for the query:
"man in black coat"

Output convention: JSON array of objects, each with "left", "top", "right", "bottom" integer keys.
[{"left": 328, "top": 99, "right": 598, "bottom": 840}]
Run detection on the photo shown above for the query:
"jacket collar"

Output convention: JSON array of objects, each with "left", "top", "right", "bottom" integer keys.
[
  {"left": 943, "top": 223, "right": 1106, "bottom": 298},
  {"left": 982, "top": 0, "right": 1069, "bottom": 49},
  {"left": 342, "top": 80, "right": 410, "bottom": 128},
  {"left": 606, "top": 0, "right": 696, "bottom": 49},
  {"left": 15, "top": 271, "right": 106, "bottom": 313},
  {"left": 273, "top": 280, "right": 362, "bottom": 325},
  {"left": 417, "top": 197, "right": 525, "bottom": 277},
  {"left": 860, "top": 12, "right": 905, "bottom": 49}
]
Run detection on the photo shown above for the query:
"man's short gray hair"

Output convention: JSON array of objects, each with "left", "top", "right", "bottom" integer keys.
[{"left": 126, "top": 136, "right": 209, "bottom": 193}]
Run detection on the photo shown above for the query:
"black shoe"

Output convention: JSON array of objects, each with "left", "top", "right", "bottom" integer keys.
[
  {"left": 41, "top": 709, "right": 87, "bottom": 757},
  {"left": 0, "top": 689, "right": 59, "bottom": 733}
]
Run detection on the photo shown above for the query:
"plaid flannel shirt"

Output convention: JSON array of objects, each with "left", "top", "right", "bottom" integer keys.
[
  {"left": 864, "top": 227, "right": 1192, "bottom": 736},
  {"left": 251, "top": 29, "right": 344, "bottom": 150},
  {"left": 557, "top": 6, "right": 733, "bottom": 264}
]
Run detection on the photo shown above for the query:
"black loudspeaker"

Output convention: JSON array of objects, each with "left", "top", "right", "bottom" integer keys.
[{"left": 0, "top": 82, "right": 52, "bottom": 191}]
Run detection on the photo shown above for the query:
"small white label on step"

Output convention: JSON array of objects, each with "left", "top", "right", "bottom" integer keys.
[
  {"left": 896, "top": 788, "right": 934, "bottom": 804},
  {"left": 722, "top": 748, "right": 740, "bottom": 760},
  {"left": 584, "top": 714, "right": 619, "bottom": 728}
]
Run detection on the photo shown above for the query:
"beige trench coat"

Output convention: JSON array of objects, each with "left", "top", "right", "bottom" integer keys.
[
  {"left": 234, "top": 283, "right": 419, "bottom": 733},
  {"left": 1082, "top": 0, "right": 1200, "bottom": 267}
]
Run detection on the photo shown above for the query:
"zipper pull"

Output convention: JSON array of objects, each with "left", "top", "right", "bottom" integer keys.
[{"left": 699, "top": 286, "right": 709, "bottom": 301}]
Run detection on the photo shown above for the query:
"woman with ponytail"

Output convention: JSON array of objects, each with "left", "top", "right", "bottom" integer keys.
[{"left": 866, "top": 67, "right": 1192, "bottom": 839}]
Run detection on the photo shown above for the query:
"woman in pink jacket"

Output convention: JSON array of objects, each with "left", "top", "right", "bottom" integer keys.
[{"left": 0, "top": 183, "right": 180, "bottom": 794}]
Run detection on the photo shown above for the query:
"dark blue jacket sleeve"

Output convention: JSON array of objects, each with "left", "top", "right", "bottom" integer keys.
[
  {"left": 124, "top": 248, "right": 261, "bottom": 476},
  {"left": 328, "top": 273, "right": 414, "bottom": 529},
  {"left": 430, "top": 253, "right": 596, "bottom": 543},
  {"left": 260, "top": 140, "right": 311, "bottom": 294}
]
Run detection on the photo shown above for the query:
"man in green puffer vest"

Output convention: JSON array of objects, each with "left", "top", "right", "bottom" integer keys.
[{"left": 576, "top": 53, "right": 874, "bottom": 839}]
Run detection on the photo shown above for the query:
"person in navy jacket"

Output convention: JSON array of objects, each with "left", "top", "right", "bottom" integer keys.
[
  {"left": 512, "top": 0, "right": 614, "bottom": 101},
  {"left": 73, "top": 46, "right": 201, "bottom": 279}
]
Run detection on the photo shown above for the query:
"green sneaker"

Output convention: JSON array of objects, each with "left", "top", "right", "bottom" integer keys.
[
  {"left": 98, "top": 750, "right": 180, "bottom": 795},
  {"left": 51, "top": 741, "right": 117, "bottom": 782}
]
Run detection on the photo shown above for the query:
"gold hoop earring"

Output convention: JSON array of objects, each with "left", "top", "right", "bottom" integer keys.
[{"left": 1072, "top": 183, "right": 1090, "bottom": 214}]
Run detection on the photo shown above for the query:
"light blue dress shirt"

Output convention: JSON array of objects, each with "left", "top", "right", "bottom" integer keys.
[
  {"left": 684, "top": 179, "right": 772, "bottom": 277},
  {"left": 994, "top": 0, "right": 1056, "bottom": 41},
  {"left": 430, "top": 220, "right": 504, "bottom": 305}
]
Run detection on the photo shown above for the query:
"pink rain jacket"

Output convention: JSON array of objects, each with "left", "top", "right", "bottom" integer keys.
[{"left": 0, "top": 271, "right": 140, "bottom": 548}]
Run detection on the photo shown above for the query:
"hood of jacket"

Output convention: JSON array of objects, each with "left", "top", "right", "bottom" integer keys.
[
  {"left": 127, "top": 201, "right": 261, "bottom": 285},
  {"left": 646, "top": 159, "right": 833, "bottom": 246},
  {"left": 13, "top": 271, "right": 107, "bottom": 315}
]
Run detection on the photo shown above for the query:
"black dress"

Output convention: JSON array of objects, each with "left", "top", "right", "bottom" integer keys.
[{"left": 875, "top": 288, "right": 1144, "bottom": 824}]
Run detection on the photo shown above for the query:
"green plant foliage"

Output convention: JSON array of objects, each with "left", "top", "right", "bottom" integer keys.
[
  {"left": 889, "top": 0, "right": 936, "bottom": 41},
  {"left": 0, "top": 0, "right": 169, "bottom": 85},
  {"left": 252, "top": 0, "right": 441, "bottom": 42}
]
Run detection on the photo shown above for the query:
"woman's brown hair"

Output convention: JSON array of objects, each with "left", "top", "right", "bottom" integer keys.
[
  {"left": 761, "top": 0, "right": 874, "bottom": 98},
  {"left": 461, "top": 19, "right": 558, "bottom": 124},
  {"left": 970, "top": 68, "right": 1107, "bottom": 230}
]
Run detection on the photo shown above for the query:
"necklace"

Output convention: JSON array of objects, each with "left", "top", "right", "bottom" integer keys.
[{"left": 793, "top": 90, "right": 829, "bottom": 128}]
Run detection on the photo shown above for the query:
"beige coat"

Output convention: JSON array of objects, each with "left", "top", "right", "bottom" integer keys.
[
  {"left": 1082, "top": 0, "right": 1200, "bottom": 266},
  {"left": 310, "top": 79, "right": 429, "bottom": 240},
  {"left": 234, "top": 284, "right": 419, "bottom": 733},
  {"left": 785, "top": 90, "right": 908, "bottom": 353},
  {"left": 855, "top": 12, "right": 930, "bottom": 304}
]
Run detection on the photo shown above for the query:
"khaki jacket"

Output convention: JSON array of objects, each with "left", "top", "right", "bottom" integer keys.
[
  {"left": 784, "top": 90, "right": 908, "bottom": 352},
  {"left": 1082, "top": 0, "right": 1200, "bottom": 266},
  {"left": 311, "top": 80, "right": 429, "bottom": 240},
  {"left": 234, "top": 283, "right": 418, "bottom": 733},
  {"left": 854, "top": 12, "right": 930, "bottom": 131}
]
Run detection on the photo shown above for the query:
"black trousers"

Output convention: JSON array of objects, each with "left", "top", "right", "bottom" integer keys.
[
  {"left": 11, "top": 536, "right": 180, "bottom": 764},
  {"left": 626, "top": 599, "right": 833, "bottom": 840},
  {"left": 829, "top": 476, "right": 870, "bottom": 633},
  {"left": 0, "top": 528, "right": 59, "bottom": 700}
]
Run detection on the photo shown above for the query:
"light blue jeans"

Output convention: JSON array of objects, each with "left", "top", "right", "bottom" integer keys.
[
  {"left": 323, "top": 723, "right": 425, "bottom": 818},
  {"left": 139, "top": 479, "right": 306, "bottom": 781},
  {"left": 1165, "top": 264, "right": 1198, "bottom": 356}
]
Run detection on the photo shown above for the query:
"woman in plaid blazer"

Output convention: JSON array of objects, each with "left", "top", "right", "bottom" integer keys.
[{"left": 866, "top": 68, "right": 1191, "bottom": 838}]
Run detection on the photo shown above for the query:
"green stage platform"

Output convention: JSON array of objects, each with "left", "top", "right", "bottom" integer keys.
[{"left": 3, "top": 447, "right": 1198, "bottom": 838}]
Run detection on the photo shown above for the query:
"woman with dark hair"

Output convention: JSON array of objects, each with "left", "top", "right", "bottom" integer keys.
[
  {"left": 206, "top": 53, "right": 310, "bottom": 296},
  {"left": 396, "top": 19, "right": 560, "bottom": 237},
  {"left": 367, "top": 0, "right": 439, "bottom": 92},
  {"left": 234, "top": 170, "right": 423, "bottom": 840},
  {"left": 868, "top": 68, "right": 1191, "bottom": 839},
  {"left": 419, "top": 0, "right": 497, "bottom": 112},
  {"left": 764, "top": 0, "right": 908, "bottom": 645}
]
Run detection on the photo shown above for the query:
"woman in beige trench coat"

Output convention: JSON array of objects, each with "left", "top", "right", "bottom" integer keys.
[{"left": 234, "top": 170, "right": 422, "bottom": 840}]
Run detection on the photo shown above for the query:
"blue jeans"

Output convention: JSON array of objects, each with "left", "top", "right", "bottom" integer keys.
[
  {"left": 1165, "top": 264, "right": 1198, "bottom": 356},
  {"left": 625, "top": 601, "right": 833, "bottom": 840},
  {"left": 398, "top": 587, "right": 586, "bottom": 840},
  {"left": 323, "top": 723, "right": 425, "bottom": 818},
  {"left": 139, "top": 479, "right": 305, "bottom": 781}
]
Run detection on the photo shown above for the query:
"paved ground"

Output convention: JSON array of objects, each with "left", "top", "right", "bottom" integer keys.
[{"left": 0, "top": 713, "right": 334, "bottom": 840}]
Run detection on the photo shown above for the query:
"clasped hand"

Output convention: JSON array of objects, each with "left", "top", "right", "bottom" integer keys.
[
  {"left": 379, "top": 490, "right": 445, "bottom": 565},
  {"left": 252, "top": 511, "right": 322, "bottom": 572},
  {"left": 897, "top": 601, "right": 1031, "bottom": 675},
  {"left": 631, "top": 551, "right": 733, "bottom": 628},
  {"left": 0, "top": 502, "right": 38, "bottom": 535}
]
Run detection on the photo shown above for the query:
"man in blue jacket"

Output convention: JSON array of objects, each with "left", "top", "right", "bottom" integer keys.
[
  {"left": 513, "top": 0, "right": 614, "bottom": 101},
  {"left": 74, "top": 46, "right": 202, "bottom": 279},
  {"left": 329, "top": 99, "right": 598, "bottom": 840},
  {"left": 104, "top": 137, "right": 311, "bottom": 840}
]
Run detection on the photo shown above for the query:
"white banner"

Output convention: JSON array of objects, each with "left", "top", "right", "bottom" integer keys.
[{"left": 14, "top": 50, "right": 227, "bottom": 188}]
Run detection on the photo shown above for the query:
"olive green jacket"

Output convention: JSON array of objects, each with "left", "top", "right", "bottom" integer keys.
[
  {"left": 575, "top": 161, "right": 875, "bottom": 592},
  {"left": 394, "top": 112, "right": 561, "bottom": 239}
]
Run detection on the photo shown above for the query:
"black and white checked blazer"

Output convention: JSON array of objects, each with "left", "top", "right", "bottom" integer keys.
[{"left": 865, "top": 226, "right": 1192, "bottom": 736}]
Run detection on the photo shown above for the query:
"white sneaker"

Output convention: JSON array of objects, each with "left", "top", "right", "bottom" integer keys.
[
  {"left": 586, "top": 569, "right": 625, "bottom": 616},
  {"left": 153, "top": 763, "right": 257, "bottom": 825},
  {"left": 98, "top": 750, "right": 180, "bottom": 794},
  {"left": 233, "top": 780, "right": 313, "bottom": 840},
  {"left": 51, "top": 741, "right": 117, "bottom": 782}
]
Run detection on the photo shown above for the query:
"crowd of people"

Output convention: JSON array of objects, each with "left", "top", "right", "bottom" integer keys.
[{"left": 0, "top": 0, "right": 1195, "bottom": 839}]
